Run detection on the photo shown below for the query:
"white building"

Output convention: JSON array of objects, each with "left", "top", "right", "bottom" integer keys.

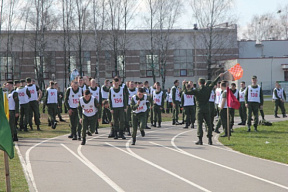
[{"left": 223, "top": 40, "right": 288, "bottom": 93}]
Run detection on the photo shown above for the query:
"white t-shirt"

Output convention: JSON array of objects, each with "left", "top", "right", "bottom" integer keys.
[
  {"left": 47, "top": 88, "right": 58, "bottom": 104},
  {"left": 153, "top": 90, "right": 163, "bottom": 106},
  {"left": 26, "top": 84, "right": 38, "bottom": 101},
  {"left": 89, "top": 87, "right": 100, "bottom": 102},
  {"left": 128, "top": 88, "right": 138, "bottom": 105},
  {"left": 68, "top": 87, "right": 82, "bottom": 108},
  {"left": 183, "top": 93, "right": 195, "bottom": 106},
  {"left": 209, "top": 90, "right": 216, "bottom": 103},
  {"left": 17, "top": 87, "right": 29, "bottom": 105},
  {"left": 272, "top": 88, "right": 284, "bottom": 100},
  {"left": 218, "top": 90, "right": 227, "bottom": 108},
  {"left": 79, "top": 96, "right": 98, "bottom": 117},
  {"left": 239, "top": 88, "right": 246, "bottom": 102},
  {"left": 110, "top": 87, "right": 124, "bottom": 108},
  {"left": 215, "top": 87, "right": 222, "bottom": 104},
  {"left": 247, "top": 85, "right": 261, "bottom": 103},
  {"left": 101, "top": 86, "right": 109, "bottom": 99},
  {"left": 8, "top": 91, "right": 16, "bottom": 110},
  {"left": 132, "top": 95, "right": 148, "bottom": 113}
]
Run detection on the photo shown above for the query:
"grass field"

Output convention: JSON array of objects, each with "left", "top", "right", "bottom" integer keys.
[
  {"left": 0, "top": 151, "right": 29, "bottom": 192},
  {"left": 219, "top": 121, "right": 288, "bottom": 164}
]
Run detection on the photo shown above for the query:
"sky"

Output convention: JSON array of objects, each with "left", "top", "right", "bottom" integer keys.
[
  {"left": 164, "top": 0, "right": 288, "bottom": 37},
  {"left": 235, "top": 0, "right": 286, "bottom": 27}
]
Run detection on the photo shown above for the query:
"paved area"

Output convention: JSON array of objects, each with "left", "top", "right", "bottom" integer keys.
[{"left": 16, "top": 116, "right": 288, "bottom": 192}]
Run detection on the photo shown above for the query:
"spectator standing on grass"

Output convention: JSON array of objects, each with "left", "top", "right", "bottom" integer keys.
[
  {"left": 273, "top": 82, "right": 287, "bottom": 118},
  {"left": 245, "top": 76, "right": 263, "bottom": 132},
  {"left": 238, "top": 81, "right": 247, "bottom": 125}
]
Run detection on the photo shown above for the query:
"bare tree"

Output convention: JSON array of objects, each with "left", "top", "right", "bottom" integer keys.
[
  {"left": 277, "top": 5, "right": 288, "bottom": 40},
  {"left": 61, "top": 0, "right": 74, "bottom": 87},
  {"left": 190, "top": 0, "right": 237, "bottom": 80},
  {"left": 242, "top": 13, "right": 280, "bottom": 41},
  {"left": 92, "top": 0, "right": 106, "bottom": 82},
  {"left": 145, "top": 0, "right": 159, "bottom": 84},
  {"left": 155, "top": 0, "right": 182, "bottom": 89},
  {"left": 105, "top": 0, "right": 122, "bottom": 78},
  {"left": 74, "top": 0, "right": 91, "bottom": 76}
]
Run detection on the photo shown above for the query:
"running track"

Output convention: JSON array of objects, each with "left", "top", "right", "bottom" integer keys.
[{"left": 16, "top": 116, "right": 288, "bottom": 192}]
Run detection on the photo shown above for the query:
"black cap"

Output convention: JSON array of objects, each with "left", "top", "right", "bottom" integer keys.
[
  {"left": 6, "top": 81, "right": 13, "bottom": 85},
  {"left": 84, "top": 89, "right": 91, "bottom": 95},
  {"left": 26, "top": 77, "right": 32, "bottom": 83},
  {"left": 20, "top": 79, "right": 26, "bottom": 83},
  {"left": 138, "top": 87, "right": 144, "bottom": 93},
  {"left": 198, "top": 78, "right": 205, "bottom": 85},
  {"left": 14, "top": 80, "right": 20, "bottom": 84},
  {"left": 252, "top": 75, "right": 257, "bottom": 79}
]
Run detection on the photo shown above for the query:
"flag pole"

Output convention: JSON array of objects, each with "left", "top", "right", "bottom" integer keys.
[
  {"left": 227, "top": 106, "right": 230, "bottom": 140},
  {"left": 227, "top": 87, "right": 230, "bottom": 141},
  {"left": 4, "top": 151, "right": 11, "bottom": 192}
]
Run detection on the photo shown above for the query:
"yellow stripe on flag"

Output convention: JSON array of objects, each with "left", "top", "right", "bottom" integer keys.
[{"left": 3, "top": 92, "right": 9, "bottom": 120}]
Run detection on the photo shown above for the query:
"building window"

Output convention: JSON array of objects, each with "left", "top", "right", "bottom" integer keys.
[
  {"left": 0, "top": 57, "right": 13, "bottom": 81},
  {"left": 173, "top": 49, "right": 193, "bottom": 77},
  {"left": 180, "top": 69, "right": 187, "bottom": 76},
  {"left": 112, "top": 71, "right": 118, "bottom": 78},
  {"left": 83, "top": 52, "right": 91, "bottom": 77},
  {"left": 146, "top": 70, "right": 153, "bottom": 77},
  {"left": 285, "top": 71, "right": 288, "bottom": 81},
  {"left": 5, "top": 73, "right": 13, "bottom": 80},
  {"left": 34, "top": 56, "right": 48, "bottom": 79},
  {"left": 146, "top": 54, "right": 159, "bottom": 77}
]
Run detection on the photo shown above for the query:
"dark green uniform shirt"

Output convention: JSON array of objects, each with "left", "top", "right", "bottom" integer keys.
[{"left": 184, "top": 76, "right": 220, "bottom": 112}]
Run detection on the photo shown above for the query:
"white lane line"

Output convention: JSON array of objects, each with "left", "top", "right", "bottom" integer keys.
[
  {"left": 61, "top": 143, "right": 125, "bottom": 192},
  {"left": 178, "top": 128, "right": 288, "bottom": 167},
  {"left": 106, "top": 142, "right": 211, "bottom": 192},
  {"left": 213, "top": 131, "right": 288, "bottom": 167},
  {"left": 15, "top": 143, "right": 35, "bottom": 192},
  {"left": 168, "top": 132, "right": 288, "bottom": 190},
  {"left": 24, "top": 136, "right": 66, "bottom": 192}
]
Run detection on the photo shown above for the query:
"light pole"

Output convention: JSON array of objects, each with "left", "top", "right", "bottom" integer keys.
[{"left": 270, "top": 57, "right": 274, "bottom": 95}]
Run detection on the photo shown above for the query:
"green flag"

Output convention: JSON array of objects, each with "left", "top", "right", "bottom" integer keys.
[{"left": 0, "top": 88, "right": 14, "bottom": 159}]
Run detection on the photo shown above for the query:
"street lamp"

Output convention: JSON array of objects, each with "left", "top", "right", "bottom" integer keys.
[{"left": 270, "top": 57, "right": 274, "bottom": 95}]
